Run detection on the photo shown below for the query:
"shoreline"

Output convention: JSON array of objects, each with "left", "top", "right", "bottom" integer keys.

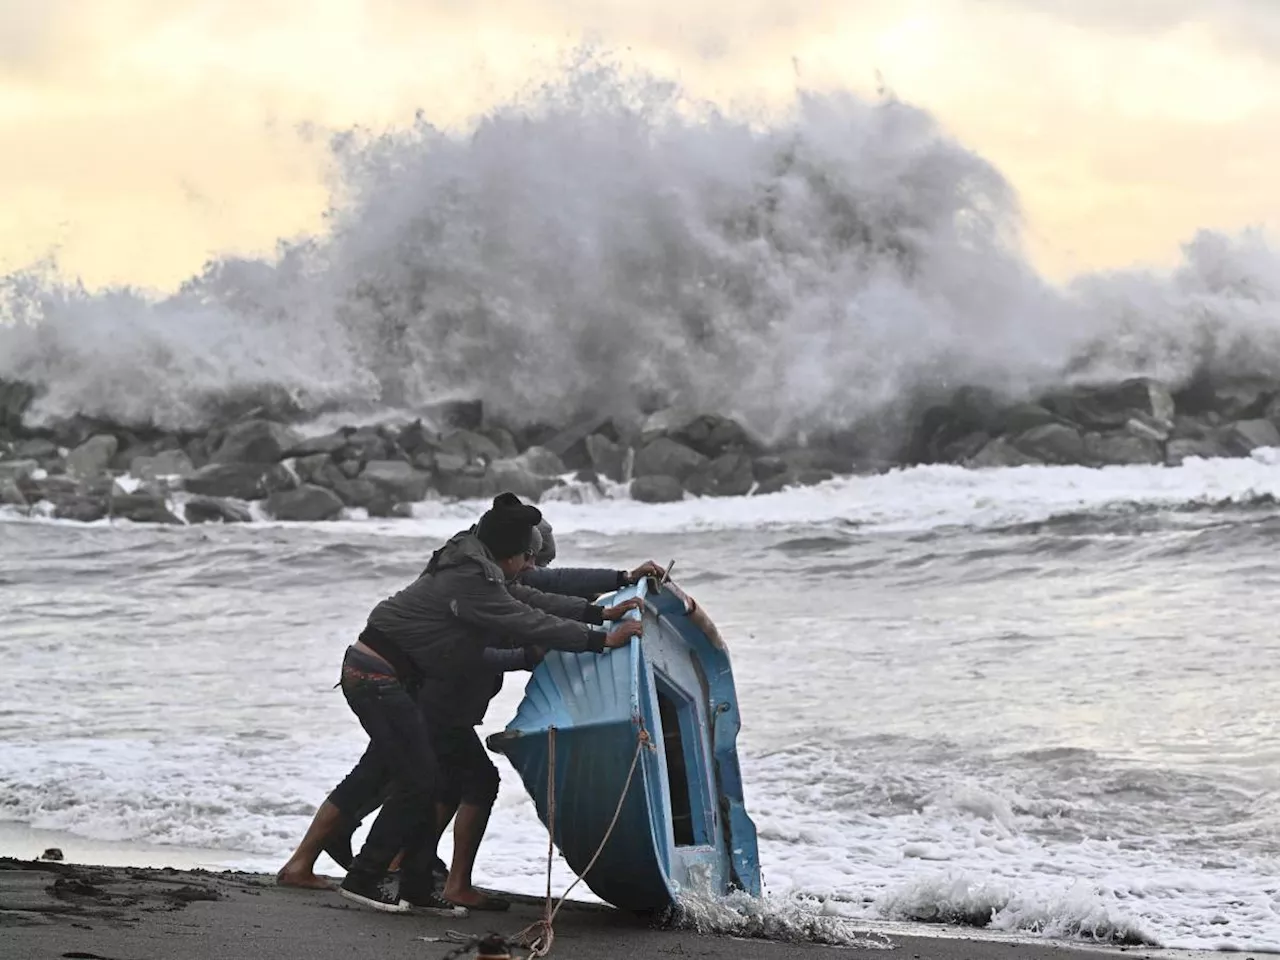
[{"left": 0, "top": 854, "right": 1217, "bottom": 960}]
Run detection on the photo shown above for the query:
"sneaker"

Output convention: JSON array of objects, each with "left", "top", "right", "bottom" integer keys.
[
  {"left": 339, "top": 871, "right": 410, "bottom": 914},
  {"left": 400, "top": 885, "right": 470, "bottom": 918}
]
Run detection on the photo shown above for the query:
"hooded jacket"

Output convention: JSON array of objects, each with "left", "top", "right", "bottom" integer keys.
[{"left": 366, "top": 530, "right": 607, "bottom": 723}]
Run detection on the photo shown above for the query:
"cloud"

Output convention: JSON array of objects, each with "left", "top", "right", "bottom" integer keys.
[{"left": 978, "top": 0, "right": 1280, "bottom": 57}]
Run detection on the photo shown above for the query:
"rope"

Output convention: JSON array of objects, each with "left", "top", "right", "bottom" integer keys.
[{"left": 513, "top": 724, "right": 653, "bottom": 958}]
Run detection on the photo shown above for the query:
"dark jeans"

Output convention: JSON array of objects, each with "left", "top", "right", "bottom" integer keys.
[
  {"left": 339, "top": 646, "right": 440, "bottom": 886},
  {"left": 328, "top": 706, "right": 500, "bottom": 823}
]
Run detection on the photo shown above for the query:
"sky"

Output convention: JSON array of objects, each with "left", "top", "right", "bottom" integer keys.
[{"left": 1, "top": 0, "right": 1278, "bottom": 292}]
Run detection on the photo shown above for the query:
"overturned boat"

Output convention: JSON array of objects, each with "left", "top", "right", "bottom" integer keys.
[{"left": 486, "top": 576, "right": 762, "bottom": 913}]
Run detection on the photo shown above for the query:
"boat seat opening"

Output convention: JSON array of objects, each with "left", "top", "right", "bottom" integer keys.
[{"left": 656, "top": 685, "right": 698, "bottom": 847}]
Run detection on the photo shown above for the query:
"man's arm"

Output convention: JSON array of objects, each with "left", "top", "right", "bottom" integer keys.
[
  {"left": 507, "top": 581, "right": 604, "bottom": 622},
  {"left": 451, "top": 578, "right": 607, "bottom": 653},
  {"left": 519, "top": 566, "right": 627, "bottom": 600}
]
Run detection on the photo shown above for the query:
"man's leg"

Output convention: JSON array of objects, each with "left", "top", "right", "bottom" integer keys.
[
  {"left": 433, "top": 726, "right": 508, "bottom": 910},
  {"left": 338, "top": 661, "right": 461, "bottom": 916},
  {"left": 275, "top": 798, "right": 347, "bottom": 889}
]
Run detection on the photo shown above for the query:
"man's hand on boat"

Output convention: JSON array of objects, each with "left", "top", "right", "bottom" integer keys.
[
  {"left": 602, "top": 597, "right": 643, "bottom": 621},
  {"left": 627, "top": 561, "right": 666, "bottom": 584},
  {"left": 604, "top": 620, "right": 644, "bottom": 648}
]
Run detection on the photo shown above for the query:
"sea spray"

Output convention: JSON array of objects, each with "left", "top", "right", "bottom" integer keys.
[{"left": 2, "top": 50, "right": 1279, "bottom": 449}]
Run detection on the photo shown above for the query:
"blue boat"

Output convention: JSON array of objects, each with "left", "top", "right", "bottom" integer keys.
[{"left": 485, "top": 576, "right": 762, "bottom": 913}]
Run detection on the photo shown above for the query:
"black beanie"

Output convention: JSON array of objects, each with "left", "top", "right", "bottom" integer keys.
[{"left": 476, "top": 493, "right": 544, "bottom": 560}]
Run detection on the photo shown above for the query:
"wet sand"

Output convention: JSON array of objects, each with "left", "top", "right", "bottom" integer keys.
[{"left": 0, "top": 857, "right": 1181, "bottom": 960}]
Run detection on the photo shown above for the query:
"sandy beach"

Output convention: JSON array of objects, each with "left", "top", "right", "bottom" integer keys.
[{"left": 0, "top": 856, "right": 1187, "bottom": 960}]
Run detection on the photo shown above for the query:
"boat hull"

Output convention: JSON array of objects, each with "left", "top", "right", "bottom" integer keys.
[{"left": 487, "top": 578, "right": 761, "bottom": 912}]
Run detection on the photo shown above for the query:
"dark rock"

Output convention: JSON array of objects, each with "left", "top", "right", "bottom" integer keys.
[
  {"left": 585, "top": 434, "right": 629, "bottom": 483},
  {"left": 40, "top": 848, "right": 63, "bottom": 862},
  {"left": 327, "top": 477, "right": 389, "bottom": 513},
  {"left": 633, "top": 438, "right": 708, "bottom": 483},
  {"left": 439, "top": 429, "right": 503, "bottom": 465},
  {"left": 0, "top": 459, "right": 40, "bottom": 484},
  {"left": 184, "top": 463, "right": 270, "bottom": 500},
  {"left": 284, "top": 430, "right": 351, "bottom": 457},
  {"left": 938, "top": 431, "right": 992, "bottom": 464},
  {"left": 487, "top": 459, "right": 561, "bottom": 501},
  {"left": 421, "top": 398, "right": 483, "bottom": 432},
  {"left": 1165, "top": 437, "right": 1231, "bottom": 465},
  {"left": 751, "top": 456, "right": 788, "bottom": 481},
  {"left": 1083, "top": 432, "right": 1163, "bottom": 466},
  {"left": 66, "top": 434, "right": 118, "bottom": 477},
  {"left": 631, "top": 475, "right": 684, "bottom": 503},
  {"left": 111, "top": 492, "right": 182, "bottom": 524},
  {"left": 542, "top": 415, "right": 624, "bottom": 470},
  {"left": 339, "top": 459, "right": 363, "bottom": 479},
  {"left": 996, "top": 403, "right": 1063, "bottom": 436},
  {"left": 664, "top": 413, "right": 761, "bottom": 459},
  {"left": 753, "top": 473, "right": 791, "bottom": 496},
  {"left": 482, "top": 426, "right": 520, "bottom": 459},
  {"left": 687, "top": 452, "right": 755, "bottom": 497},
  {"left": 131, "top": 450, "right": 194, "bottom": 480},
  {"left": 1010, "top": 423, "right": 1086, "bottom": 465},
  {"left": 338, "top": 428, "right": 394, "bottom": 465},
  {"left": 908, "top": 387, "right": 1006, "bottom": 463},
  {"left": 361, "top": 460, "right": 430, "bottom": 503},
  {"left": 53, "top": 495, "right": 108, "bottom": 522},
  {"left": 1175, "top": 376, "right": 1276, "bottom": 420},
  {"left": 432, "top": 452, "right": 468, "bottom": 475},
  {"left": 966, "top": 437, "right": 1042, "bottom": 469},
  {"left": 14, "top": 438, "right": 60, "bottom": 461},
  {"left": 507, "top": 446, "right": 567, "bottom": 477},
  {"left": 774, "top": 447, "right": 854, "bottom": 475},
  {"left": 435, "top": 472, "right": 502, "bottom": 501},
  {"left": 395, "top": 420, "right": 438, "bottom": 458},
  {"left": 22, "top": 474, "right": 79, "bottom": 501},
  {"left": 1224, "top": 419, "right": 1280, "bottom": 455},
  {"left": 184, "top": 434, "right": 215, "bottom": 470},
  {"left": 1044, "top": 378, "right": 1175, "bottom": 430},
  {"left": 184, "top": 496, "right": 253, "bottom": 524},
  {"left": 265, "top": 484, "right": 345, "bottom": 521},
  {"left": 794, "top": 469, "right": 836, "bottom": 487},
  {"left": 0, "top": 478, "right": 27, "bottom": 506},
  {"left": 293, "top": 453, "right": 332, "bottom": 485},
  {"left": 211, "top": 419, "right": 302, "bottom": 465},
  {"left": 0, "top": 378, "right": 36, "bottom": 434}
]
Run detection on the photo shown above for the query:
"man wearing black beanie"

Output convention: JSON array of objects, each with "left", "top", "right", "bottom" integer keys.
[{"left": 333, "top": 492, "right": 642, "bottom": 915}]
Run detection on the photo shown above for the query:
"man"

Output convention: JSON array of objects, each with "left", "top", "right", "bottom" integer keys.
[
  {"left": 276, "top": 518, "right": 663, "bottom": 893},
  {"left": 331, "top": 493, "right": 643, "bottom": 914}
]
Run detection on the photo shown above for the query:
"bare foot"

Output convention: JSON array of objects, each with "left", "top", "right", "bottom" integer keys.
[
  {"left": 276, "top": 864, "right": 335, "bottom": 890},
  {"left": 441, "top": 884, "right": 510, "bottom": 911}
]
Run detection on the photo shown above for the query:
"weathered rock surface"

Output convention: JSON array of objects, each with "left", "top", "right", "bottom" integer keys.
[{"left": 265, "top": 485, "right": 344, "bottom": 521}]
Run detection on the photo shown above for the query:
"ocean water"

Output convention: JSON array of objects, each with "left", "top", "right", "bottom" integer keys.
[{"left": 5, "top": 456, "right": 1280, "bottom": 953}]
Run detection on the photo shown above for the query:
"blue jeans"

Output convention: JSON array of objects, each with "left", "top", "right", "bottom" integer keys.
[{"left": 339, "top": 646, "right": 441, "bottom": 888}]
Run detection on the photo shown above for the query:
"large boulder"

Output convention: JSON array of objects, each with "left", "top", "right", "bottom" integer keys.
[
  {"left": 687, "top": 452, "right": 755, "bottom": 497},
  {"left": 339, "top": 428, "right": 396, "bottom": 465},
  {"left": 543, "top": 415, "right": 623, "bottom": 470},
  {"left": 284, "top": 430, "right": 351, "bottom": 457},
  {"left": 211, "top": 419, "right": 302, "bottom": 465},
  {"left": 1176, "top": 376, "right": 1276, "bottom": 421},
  {"left": 585, "top": 434, "right": 629, "bottom": 483},
  {"left": 908, "top": 387, "right": 1006, "bottom": 463},
  {"left": 111, "top": 492, "right": 182, "bottom": 525},
  {"left": 966, "top": 437, "right": 1042, "bottom": 469},
  {"left": 131, "top": 450, "right": 194, "bottom": 480},
  {"left": 1165, "top": 437, "right": 1232, "bottom": 465},
  {"left": 1010, "top": 423, "right": 1086, "bottom": 465},
  {"left": 510, "top": 446, "right": 567, "bottom": 477},
  {"left": 0, "top": 378, "right": 36, "bottom": 435},
  {"left": 631, "top": 475, "right": 684, "bottom": 503},
  {"left": 0, "top": 459, "right": 40, "bottom": 484},
  {"left": 0, "top": 478, "right": 27, "bottom": 507},
  {"left": 439, "top": 429, "right": 504, "bottom": 465},
  {"left": 1083, "top": 432, "right": 1163, "bottom": 466},
  {"left": 184, "top": 496, "right": 253, "bottom": 524},
  {"left": 66, "top": 434, "right": 118, "bottom": 478},
  {"left": 1044, "top": 378, "right": 1175, "bottom": 430},
  {"left": 1224, "top": 419, "right": 1280, "bottom": 455},
  {"left": 265, "top": 485, "right": 344, "bottom": 521},
  {"left": 633, "top": 438, "right": 708, "bottom": 483},
  {"left": 13, "top": 438, "right": 60, "bottom": 462},
  {"left": 53, "top": 495, "right": 109, "bottom": 523},
  {"left": 486, "top": 459, "right": 561, "bottom": 502},
  {"left": 663, "top": 413, "right": 761, "bottom": 459},
  {"left": 184, "top": 463, "right": 272, "bottom": 500},
  {"left": 361, "top": 460, "right": 430, "bottom": 503}
]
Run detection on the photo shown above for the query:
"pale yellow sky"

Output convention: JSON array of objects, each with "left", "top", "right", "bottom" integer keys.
[{"left": 1, "top": 0, "right": 1278, "bottom": 292}]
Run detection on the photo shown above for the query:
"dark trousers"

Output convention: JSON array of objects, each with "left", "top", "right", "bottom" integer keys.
[{"left": 339, "top": 647, "right": 440, "bottom": 887}]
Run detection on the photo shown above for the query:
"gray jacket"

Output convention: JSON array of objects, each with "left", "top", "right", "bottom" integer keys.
[
  {"left": 368, "top": 530, "right": 607, "bottom": 723},
  {"left": 519, "top": 565, "right": 628, "bottom": 600}
]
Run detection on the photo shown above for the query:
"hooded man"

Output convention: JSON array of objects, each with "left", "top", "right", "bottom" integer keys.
[{"left": 331, "top": 493, "right": 642, "bottom": 914}]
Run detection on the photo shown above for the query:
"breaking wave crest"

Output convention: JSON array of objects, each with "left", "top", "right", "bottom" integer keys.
[{"left": 2, "top": 49, "right": 1279, "bottom": 448}]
